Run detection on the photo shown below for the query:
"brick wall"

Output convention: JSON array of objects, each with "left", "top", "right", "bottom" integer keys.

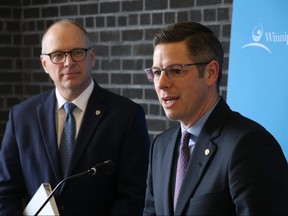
[{"left": 0, "top": 0, "right": 232, "bottom": 141}]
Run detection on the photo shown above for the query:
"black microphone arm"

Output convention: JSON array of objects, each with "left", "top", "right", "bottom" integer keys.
[{"left": 34, "top": 160, "right": 114, "bottom": 216}]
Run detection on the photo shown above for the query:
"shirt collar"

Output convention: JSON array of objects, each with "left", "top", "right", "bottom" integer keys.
[
  {"left": 56, "top": 79, "right": 94, "bottom": 111},
  {"left": 181, "top": 97, "right": 220, "bottom": 137}
]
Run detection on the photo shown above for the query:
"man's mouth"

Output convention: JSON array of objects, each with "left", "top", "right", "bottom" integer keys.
[
  {"left": 164, "top": 99, "right": 176, "bottom": 104},
  {"left": 162, "top": 96, "right": 179, "bottom": 105}
]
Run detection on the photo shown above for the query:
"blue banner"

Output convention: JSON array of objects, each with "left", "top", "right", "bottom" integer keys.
[{"left": 227, "top": 0, "right": 288, "bottom": 159}]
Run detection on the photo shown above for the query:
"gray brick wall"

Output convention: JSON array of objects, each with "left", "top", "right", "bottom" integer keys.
[{"left": 0, "top": 0, "right": 232, "bottom": 141}]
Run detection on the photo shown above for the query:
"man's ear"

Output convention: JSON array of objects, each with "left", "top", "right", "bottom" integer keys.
[
  {"left": 90, "top": 47, "right": 96, "bottom": 68},
  {"left": 205, "top": 60, "right": 219, "bottom": 87},
  {"left": 40, "top": 55, "right": 49, "bottom": 74}
]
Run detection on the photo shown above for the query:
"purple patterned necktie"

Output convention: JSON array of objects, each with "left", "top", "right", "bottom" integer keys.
[
  {"left": 174, "top": 131, "right": 191, "bottom": 210},
  {"left": 59, "top": 102, "right": 76, "bottom": 177}
]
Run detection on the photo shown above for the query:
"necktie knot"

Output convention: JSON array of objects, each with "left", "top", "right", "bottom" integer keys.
[
  {"left": 63, "top": 102, "right": 76, "bottom": 114},
  {"left": 180, "top": 131, "right": 191, "bottom": 147}
]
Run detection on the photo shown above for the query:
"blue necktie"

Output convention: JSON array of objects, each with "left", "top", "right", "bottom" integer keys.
[
  {"left": 59, "top": 102, "right": 76, "bottom": 176},
  {"left": 174, "top": 131, "right": 191, "bottom": 210}
]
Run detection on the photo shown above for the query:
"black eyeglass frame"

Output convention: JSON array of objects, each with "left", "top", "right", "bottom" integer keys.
[
  {"left": 42, "top": 48, "right": 92, "bottom": 64},
  {"left": 145, "top": 61, "right": 211, "bottom": 83}
]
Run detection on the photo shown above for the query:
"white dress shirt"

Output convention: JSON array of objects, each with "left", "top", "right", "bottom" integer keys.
[{"left": 55, "top": 80, "right": 94, "bottom": 147}]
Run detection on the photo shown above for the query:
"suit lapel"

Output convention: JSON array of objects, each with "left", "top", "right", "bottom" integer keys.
[
  {"left": 37, "top": 90, "right": 63, "bottom": 182},
  {"left": 174, "top": 98, "right": 229, "bottom": 215},
  {"left": 36, "top": 84, "right": 109, "bottom": 184},
  {"left": 174, "top": 135, "right": 218, "bottom": 215},
  {"left": 66, "top": 82, "right": 107, "bottom": 177},
  {"left": 162, "top": 128, "right": 180, "bottom": 215}
]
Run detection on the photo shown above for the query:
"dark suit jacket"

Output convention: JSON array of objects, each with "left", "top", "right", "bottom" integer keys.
[
  {"left": 144, "top": 98, "right": 288, "bottom": 215},
  {"left": 0, "top": 81, "right": 150, "bottom": 215}
]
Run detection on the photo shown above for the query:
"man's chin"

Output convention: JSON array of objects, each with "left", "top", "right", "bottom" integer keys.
[{"left": 165, "top": 112, "right": 178, "bottom": 121}]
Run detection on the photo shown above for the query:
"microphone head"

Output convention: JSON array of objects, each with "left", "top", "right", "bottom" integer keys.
[{"left": 90, "top": 160, "right": 114, "bottom": 175}]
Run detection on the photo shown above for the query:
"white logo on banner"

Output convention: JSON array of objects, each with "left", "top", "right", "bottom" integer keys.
[
  {"left": 241, "top": 24, "right": 271, "bottom": 53},
  {"left": 241, "top": 23, "right": 288, "bottom": 54}
]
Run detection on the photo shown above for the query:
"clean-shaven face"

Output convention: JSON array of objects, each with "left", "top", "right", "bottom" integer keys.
[
  {"left": 153, "top": 41, "right": 217, "bottom": 128},
  {"left": 40, "top": 22, "right": 96, "bottom": 101}
]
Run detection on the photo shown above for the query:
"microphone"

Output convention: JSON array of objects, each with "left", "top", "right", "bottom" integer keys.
[
  {"left": 34, "top": 160, "right": 114, "bottom": 216},
  {"left": 88, "top": 160, "right": 114, "bottom": 175}
]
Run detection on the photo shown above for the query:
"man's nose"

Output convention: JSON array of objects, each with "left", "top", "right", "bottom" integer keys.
[
  {"left": 155, "top": 70, "right": 171, "bottom": 89},
  {"left": 64, "top": 53, "right": 75, "bottom": 66}
]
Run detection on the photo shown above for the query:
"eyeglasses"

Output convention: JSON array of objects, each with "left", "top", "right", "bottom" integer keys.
[
  {"left": 42, "top": 48, "right": 91, "bottom": 64},
  {"left": 145, "top": 62, "right": 210, "bottom": 82}
]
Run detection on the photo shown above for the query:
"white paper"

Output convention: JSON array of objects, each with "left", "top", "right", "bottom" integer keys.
[{"left": 23, "top": 183, "right": 59, "bottom": 216}]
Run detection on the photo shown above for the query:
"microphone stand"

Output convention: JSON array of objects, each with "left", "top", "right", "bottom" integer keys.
[{"left": 34, "top": 169, "right": 94, "bottom": 216}]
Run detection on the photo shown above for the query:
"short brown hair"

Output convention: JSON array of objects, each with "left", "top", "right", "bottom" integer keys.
[{"left": 153, "top": 22, "right": 223, "bottom": 91}]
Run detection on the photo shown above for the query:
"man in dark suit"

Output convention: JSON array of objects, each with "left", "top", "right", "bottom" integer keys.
[
  {"left": 0, "top": 19, "right": 150, "bottom": 215},
  {"left": 143, "top": 21, "right": 288, "bottom": 215}
]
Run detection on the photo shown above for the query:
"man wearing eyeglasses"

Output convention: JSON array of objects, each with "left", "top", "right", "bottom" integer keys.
[
  {"left": 0, "top": 19, "right": 150, "bottom": 215},
  {"left": 143, "top": 21, "right": 288, "bottom": 216}
]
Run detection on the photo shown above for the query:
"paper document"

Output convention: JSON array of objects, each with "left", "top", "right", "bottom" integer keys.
[{"left": 23, "top": 183, "right": 59, "bottom": 216}]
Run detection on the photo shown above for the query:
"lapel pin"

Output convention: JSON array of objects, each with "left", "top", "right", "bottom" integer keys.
[
  {"left": 95, "top": 110, "right": 101, "bottom": 115},
  {"left": 205, "top": 148, "right": 210, "bottom": 156}
]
